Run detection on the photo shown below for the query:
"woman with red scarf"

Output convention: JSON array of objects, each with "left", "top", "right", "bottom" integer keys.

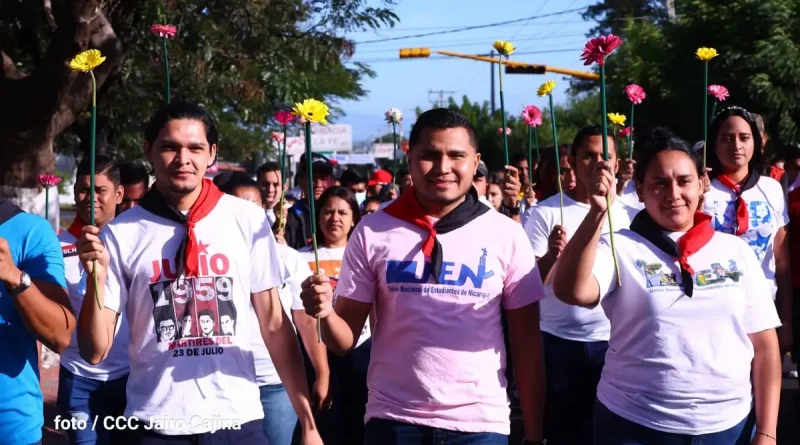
[
  {"left": 552, "top": 128, "right": 781, "bottom": 444},
  {"left": 703, "top": 106, "right": 793, "bottom": 355}
]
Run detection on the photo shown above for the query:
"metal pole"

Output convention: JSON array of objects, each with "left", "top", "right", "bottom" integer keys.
[{"left": 490, "top": 50, "right": 496, "bottom": 114}]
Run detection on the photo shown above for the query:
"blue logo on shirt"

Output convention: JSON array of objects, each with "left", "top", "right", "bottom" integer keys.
[{"left": 385, "top": 248, "right": 494, "bottom": 288}]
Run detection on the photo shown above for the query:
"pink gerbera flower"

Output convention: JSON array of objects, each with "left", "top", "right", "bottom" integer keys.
[
  {"left": 274, "top": 111, "right": 296, "bottom": 126},
  {"left": 618, "top": 127, "right": 633, "bottom": 138},
  {"left": 498, "top": 127, "right": 512, "bottom": 136},
  {"left": 521, "top": 105, "right": 543, "bottom": 127},
  {"left": 580, "top": 34, "right": 623, "bottom": 66},
  {"left": 37, "top": 174, "right": 62, "bottom": 188},
  {"left": 707, "top": 85, "right": 729, "bottom": 101},
  {"left": 272, "top": 131, "right": 285, "bottom": 143},
  {"left": 625, "top": 84, "right": 646, "bottom": 105}
]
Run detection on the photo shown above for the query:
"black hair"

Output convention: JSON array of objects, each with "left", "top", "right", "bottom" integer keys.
[
  {"left": 76, "top": 154, "right": 120, "bottom": 187},
  {"left": 633, "top": 127, "right": 699, "bottom": 184},
  {"left": 340, "top": 169, "right": 366, "bottom": 186},
  {"left": 144, "top": 100, "right": 219, "bottom": 148},
  {"left": 118, "top": 161, "right": 149, "bottom": 187},
  {"left": 316, "top": 186, "right": 362, "bottom": 241},
  {"left": 707, "top": 106, "right": 763, "bottom": 179},
  {"left": 570, "top": 125, "right": 604, "bottom": 157},
  {"left": 487, "top": 172, "right": 503, "bottom": 186},
  {"left": 409, "top": 108, "right": 478, "bottom": 150},
  {"left": 376, "top": 183, "right": 399, "bottom": 202},
  {"left": 397, "top": 168, "right": 410, "bottom": 178},
  {"left": 511, "top": 152, "right": 529, "bottom": 166},
  {"left": 363, "top": 196, "right": 381, "bottom": 208},
  {"left": 255, "top": 162, "right": 280, "bottom": 179},
  {"left": 198, "top": 309, "right": 214, "bottom": 320},
  {"left": 215, "top": 171, "right": 259, "bottom": 195},
  {"left": 785, "top": 144, "right": 800, "bottom": 163}
]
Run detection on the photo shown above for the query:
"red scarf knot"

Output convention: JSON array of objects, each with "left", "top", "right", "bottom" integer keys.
[{"left": 716, "top": 173, "right": 755, "bottom": 236}]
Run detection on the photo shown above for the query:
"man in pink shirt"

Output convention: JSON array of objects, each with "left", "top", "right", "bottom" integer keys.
[{"left": 301, "top": 108, "right": 546, "bottom": 445}]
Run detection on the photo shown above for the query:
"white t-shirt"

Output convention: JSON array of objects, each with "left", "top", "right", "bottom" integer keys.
[
  {"left": 252, "top": 243, "right": 312, "bottom": 386},
  {"left": 266, "top": 208, "right": 276, "bottom": 227},
  {"left": 703, "top": 176, "right": 788, "bottom": 297},
  {"left": 591, "top": 229, "right": 781, "bottom": 435},
  {"left": 101, "top": 195, "right": 288, "bottom": 434},
  {"left": 299, "top": 245, "right": 372, "bottom": 348},
  {"left": 617, "top": 180, "right": 644, "bottom": 210},
  {"left": 58, "top": 230, "right": 129, "bottom": 381},
  {"left": 524, "top": 194, "right": 639, "bottom": 342}
]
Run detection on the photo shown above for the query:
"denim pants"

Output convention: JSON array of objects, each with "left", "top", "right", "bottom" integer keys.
[
  {"left": 593, "top": 401, "right": 755, "bottom": 445},
  {"left": 541, "top": 331, "right": 608, "bottom": 445},
  {"left": 259, "top": 384, "right": 297, "bottom": 445},
  {"left": 364, "top": 418, "right": 507, "bottom": 445},
  {"left": 56, "top": 367, "right": 128, "bottom": 445}
]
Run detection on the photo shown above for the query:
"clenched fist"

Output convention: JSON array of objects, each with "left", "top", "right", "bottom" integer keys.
[
  {"left": 300, "top": 273, "right": 335, "bottom": 319},
  {"left": 77, "top": 226, "right": 109, "bottom": 279}
]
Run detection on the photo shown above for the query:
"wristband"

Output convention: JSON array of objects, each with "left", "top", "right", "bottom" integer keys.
[{"left": 756, "top": 431, "right": 776, "bottom": 441}]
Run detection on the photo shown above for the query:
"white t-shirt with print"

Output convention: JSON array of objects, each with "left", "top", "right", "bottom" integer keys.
[
  {"left": 591, "top": 229, "right": 781, "bottom": 435},
  {"left": 58, "top": 230, "right": 129, "bottom": 381},
  {"left": 252, "top": 243, "right": 312, "bottom": 386},
  {"left": 703, "top": 176, "right": 788, "bottom": 297},
  {"left": 100, "top": 195, "right": 288, "bottom": 434},
  {"left": 618, "top": 180, "right": 644, "bottom": 210},
  {"left": 299, "top": 245, "right": 372, "bottom": 348},
  {"left": 524, "top": 194, "right": 639, "bottom": 342}
]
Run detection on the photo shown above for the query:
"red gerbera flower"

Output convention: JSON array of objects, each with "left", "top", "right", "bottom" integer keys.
[
  {"left": 580, "top": 34, "right": 623, "bottom": 66},
  {"left": 150, "top": 24, "right": 178, "bottom": 39},
  {"left": 274, "top": 111, "right": 296, "bottom": 126},
  {"left": 618, "top": 127, "right": 633, "bottom": 138}
]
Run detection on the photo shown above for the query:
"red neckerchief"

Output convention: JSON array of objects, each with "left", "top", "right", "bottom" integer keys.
[
  {"left": 67, "top": 216, "right": 86, "bottom": 239},
  {"left": 769, "top": 166, "right": 785, "bottom": 182},
  {"left": 716, "top": 172, "right": 759, "bottom": 236},
  {"left": 138, "top": 178, "right": 224, "bottom": 277},
  {"left": 383, "top": 185, "right": 489, "bottom": 283},
  {"left": 383, "top": 186, "right": 436, "bottom": 257},
  {"left": 630, "top": 211, "right": 715, "bottom": 297}
]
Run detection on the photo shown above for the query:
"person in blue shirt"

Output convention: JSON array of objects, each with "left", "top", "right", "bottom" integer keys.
[{"left": 0, "top": 198, "right": 75, "bottom": 445}]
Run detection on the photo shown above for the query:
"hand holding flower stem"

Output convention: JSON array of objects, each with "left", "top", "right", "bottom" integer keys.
[
  {"left": 293, "top": 99, "right": 330, "bottom": 342},
  {"left": 70, "top": 49, "right": 106, "bottom": 307},
  {"left": 581, "top": 34, "right": 623, "bottom": 286}
]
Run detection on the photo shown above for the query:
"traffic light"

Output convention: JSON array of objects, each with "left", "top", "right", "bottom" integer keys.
[
  {"left": 504, "top": 65, "right": 546, "bottom": 75},
  {"left": 399, "top": 48, "right": 431, "bottom": 59}
]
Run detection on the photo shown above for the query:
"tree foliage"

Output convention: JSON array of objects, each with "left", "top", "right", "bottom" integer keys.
[
  {"left": 575, "top": 0, "right": 800, "bottom": 150},
  {"left": 0, "top": 0, "right": 398, "bottom": 167},
  {"left": 414, "top": 93, "right": 602, "bottom": 173}
]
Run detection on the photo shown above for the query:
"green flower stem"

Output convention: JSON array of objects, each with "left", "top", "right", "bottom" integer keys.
[
  {"left": 527, "top": 126, "right": 533, "bottom": 184},
  {"left": 498, "top": 56, "right": 509, "bottom": 166},
  {"left": 44, "top": 188, "right": 49, "bottom": 222},
  {"left": 278, "top": 124, "right": 288, "bottom": 234},
  {"left": 534, "top": 126, "right": 540, "bottom": 164},
  {"left": 548, "top": 95, "right": 563, "bottom": 225},
  {"left": 162, "top": 39, "right": 171, "bottom": 104},
  {"left": 710, "top": 100, "right": 717, "bottom": 125},
  {"left": 90, "top": 71, "right": 101, "bottom": 309},
  {"left": 629, "top": 103, "right": 635, "bottom": 158},
  {"left": 600, "top": 65, "right": 621, "bottom": 287},
  {"left": 305, "top": 122, "right": 322, "bottom": 343},
  {"left": 392, "top": 120, "right": 398, "bottom": 185},
  {"left": 703, "top": 62, "right": 709, "bottom": 170}
]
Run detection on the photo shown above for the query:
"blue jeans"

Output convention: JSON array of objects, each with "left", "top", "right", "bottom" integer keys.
[
  {"left": 56, "top": 367, "right": 128, "bottom": 445},
  {"left": 541, "top": 332, "right": 608, "bottom": 444},
  {"left": 259, "top": 384, "right": 297, "bottom": 445},
  {"left": 364, "top": 418, "right": 507, "bottom": 445},
  {"left": 593, "top": 401, "right": 755, "bottom": 445},
  {"left": 126, "top": 419, "right": 266, "bottom": 445}
]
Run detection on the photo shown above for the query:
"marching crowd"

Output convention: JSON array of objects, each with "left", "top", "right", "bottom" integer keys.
[{"left": 0, "top": 100, "right": 797, "bottom": 445}]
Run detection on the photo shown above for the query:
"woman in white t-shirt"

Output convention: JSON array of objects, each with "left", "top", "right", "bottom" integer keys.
[
  {"left": 552, "top": 128, "right": 782, "bottom": 444},
  {"left": 216, "top": 173, "right": 321, "bottom": 445},
  {"left": 703, "top": 106, "right": 792, "bottom": 351},
  {"left": 300, "top": 186, "right": 373, "bottom": 445}
]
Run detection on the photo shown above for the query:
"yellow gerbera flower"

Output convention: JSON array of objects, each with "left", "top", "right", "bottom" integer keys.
[
  {"left": 292, "top": 99, "right": 329, "bottom": 125},
  {"left": 492, "top": 40, "right": 515, "bottom": 57},
  {"left": 537, "top": 80, "right": 556, "bottom": 97},
  {"left": 607, "top": 113, "right": 627, "bottom": 126},
  {"left": 695, "top": 47, "right": 718, "bottom": 62},
  {"left": 69, "top": 49, "right": 106, "bottom": 73}
]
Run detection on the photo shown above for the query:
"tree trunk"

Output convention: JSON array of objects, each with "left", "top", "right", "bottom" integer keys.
[{"left": 0, "top": 0, "right": 123, "bottom": 220}]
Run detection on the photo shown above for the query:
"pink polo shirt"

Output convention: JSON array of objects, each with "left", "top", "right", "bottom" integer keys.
[{"left": 336, "top": 209, "right": 544, "bottom": 434}]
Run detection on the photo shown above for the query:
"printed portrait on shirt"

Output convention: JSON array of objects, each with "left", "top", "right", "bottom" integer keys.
[
  {"left": 155, "top": 311, "right": 179, "bottom": 343},
  {"left": 635, "top": 259, "right": 744, "bottom": 289}
]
